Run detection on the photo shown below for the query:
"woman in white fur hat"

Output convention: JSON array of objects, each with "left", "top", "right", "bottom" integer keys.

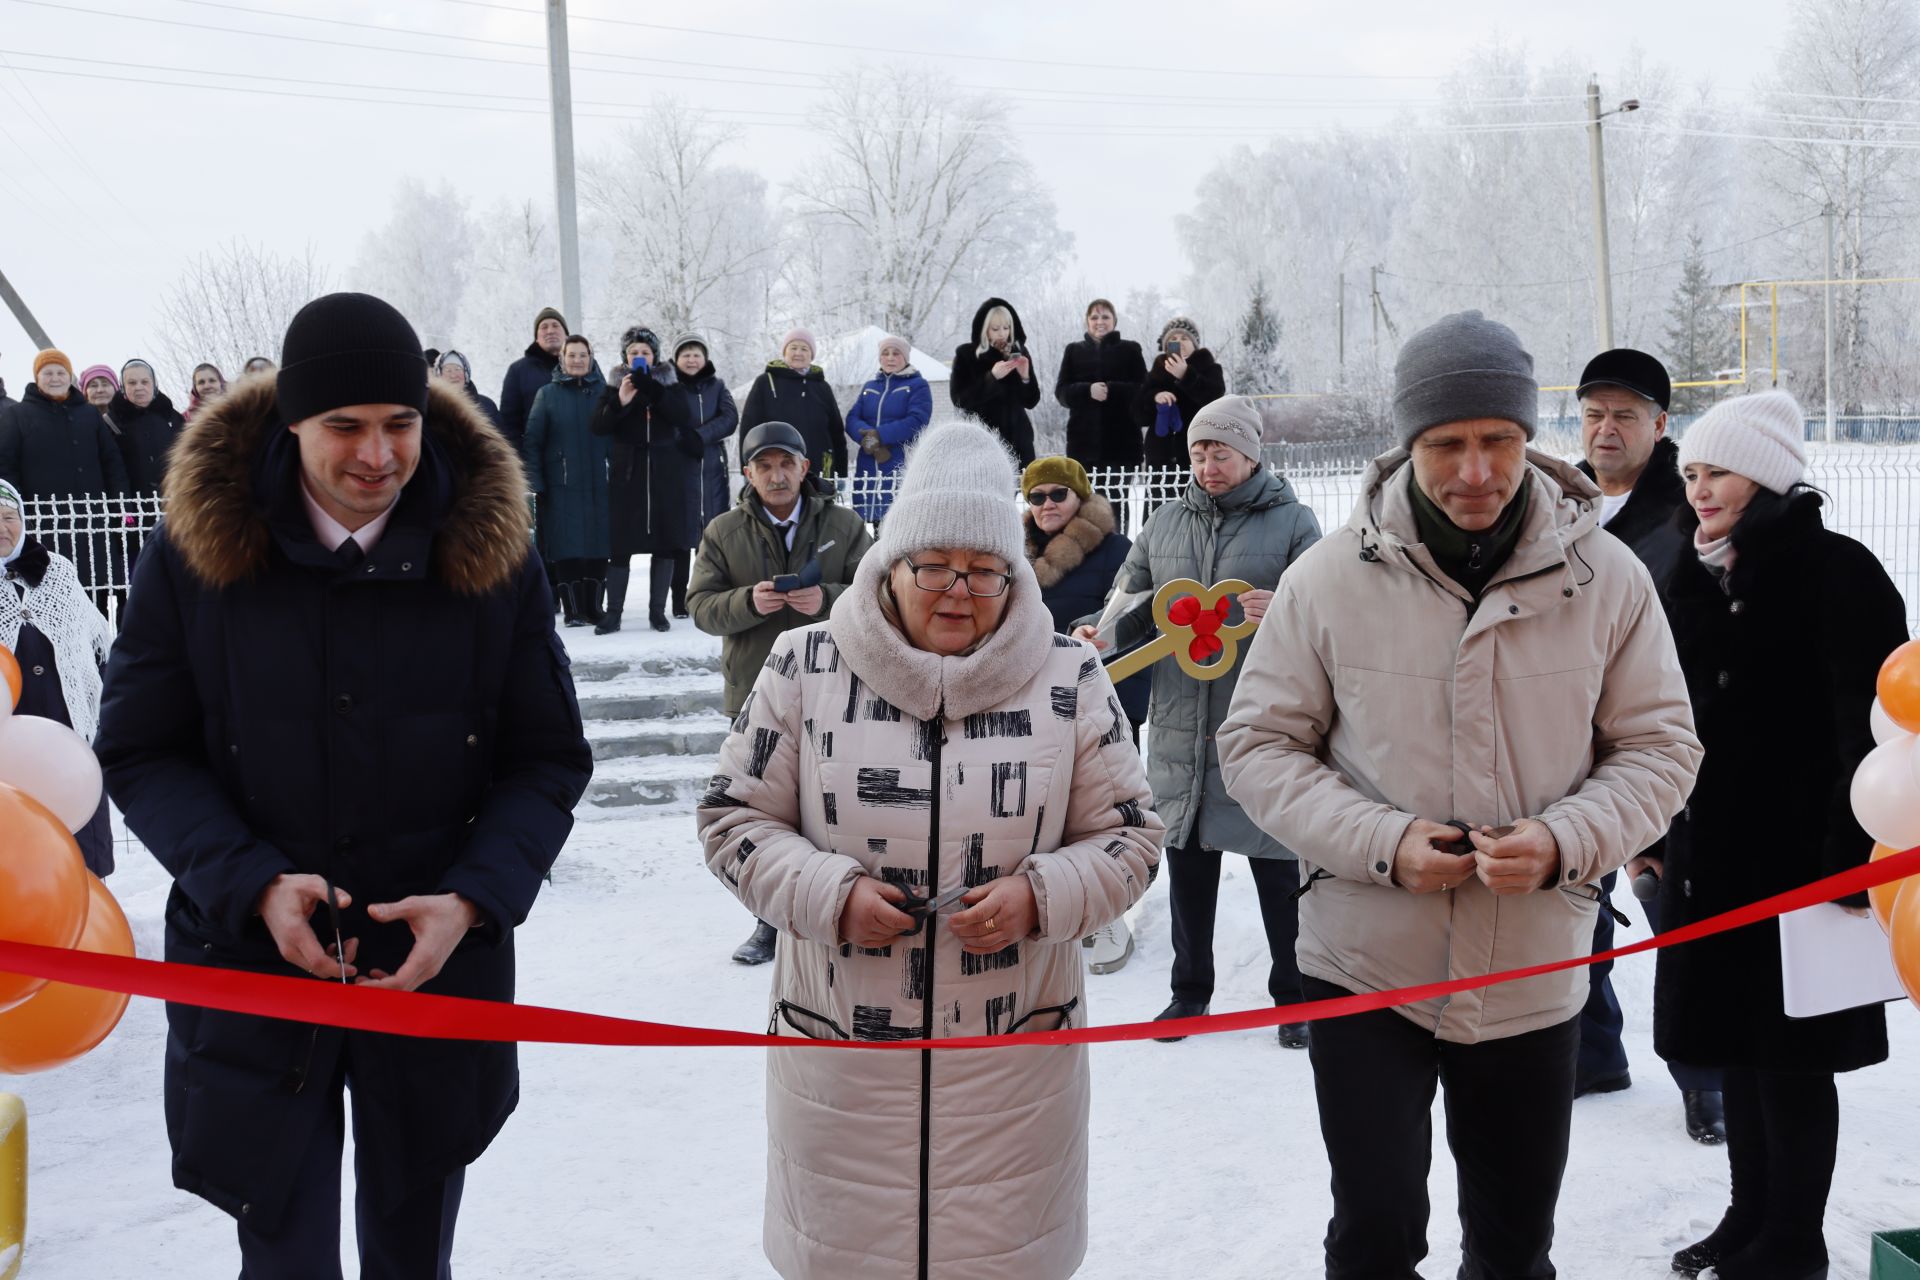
[
  {"left": 698, "top": 419, "right": 1163, "bottom": 1279},
  {"left": 1652, "top": 388, "right": 1907, "bottom": 1280}
]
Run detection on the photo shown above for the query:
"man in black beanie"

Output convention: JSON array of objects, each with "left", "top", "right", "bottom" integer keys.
[
  {"left": 1220, "top": 310, "right": 1700, "bottom": 1280},
  {"left": 97, "top": 291, "right": 592, "bottom": 1278}
]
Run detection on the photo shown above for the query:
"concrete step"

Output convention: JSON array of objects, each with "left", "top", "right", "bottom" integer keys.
[
  {"left": 571, "top": 652, "right": 722, "bottom": 685},
  {"left": 577, "top": 678, "right": 728, "bottom": 723},
  {"left": 581, "top": 756, "right": 717, "bottom": 811},
  {"left": 584, "top": 710, "right": 731, "bottom": 763}
]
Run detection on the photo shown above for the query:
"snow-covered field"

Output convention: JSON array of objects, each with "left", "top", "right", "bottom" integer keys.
[{"left": 12, "top": 600, "right": 1920, "bottom": 1279}]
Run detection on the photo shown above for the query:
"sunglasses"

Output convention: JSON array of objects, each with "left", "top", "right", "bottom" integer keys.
[{"left": 1026, "top": 487, "right": 1074, "bottom": 507}]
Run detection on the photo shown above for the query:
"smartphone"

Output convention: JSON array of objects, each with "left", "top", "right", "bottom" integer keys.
[
  {"left": 1166, "top": 338, "right": 1182, "bottom": 357},
  {"left": 771, "top": 573, "right": 802, "bottom": 593},
  {"left": 631, "top": 355, "right": 649, "bottom": 375}
]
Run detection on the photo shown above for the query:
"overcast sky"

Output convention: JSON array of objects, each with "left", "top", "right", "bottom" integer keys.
[{"left": 0, "top": 0, "right": 1796, "bottom": 389}]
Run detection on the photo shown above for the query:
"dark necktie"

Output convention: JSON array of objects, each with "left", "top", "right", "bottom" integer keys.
[{"left": 337, "top": 537, "right": 365, "bottom": 569}]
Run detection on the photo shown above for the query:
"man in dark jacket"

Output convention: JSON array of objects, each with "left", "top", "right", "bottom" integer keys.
[
  {"left": 0, "top": 348, "right": 133, "bottom": 610},
  {"left": 497, "top": 305, "right": 566, "bottom": 451},
  {"left": 95, "top": 292, "right": 592, "bottom": 1277},
  {"left": 1055, "top": 298, "right": 1146, "bottom": 476},
  {"left": 688, "top": 420, "right": 872, "bottom": 966},
  {"left": 1571, "top": 347, "right": 1725, "bottom": 1144}
]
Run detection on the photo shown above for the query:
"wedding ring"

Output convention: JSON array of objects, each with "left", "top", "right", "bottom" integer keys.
[{"left": 986, "top": 918, "right": 998, "bottom": 931}]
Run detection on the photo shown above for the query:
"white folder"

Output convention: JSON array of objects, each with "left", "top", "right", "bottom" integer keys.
[{"left": 1779, "top": 902, "right": 1907, "bottom": 1018}]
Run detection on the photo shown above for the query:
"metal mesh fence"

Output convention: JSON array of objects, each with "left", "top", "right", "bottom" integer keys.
[{"left": 31, "top": 428, "right": 1920, "bottom": 635}]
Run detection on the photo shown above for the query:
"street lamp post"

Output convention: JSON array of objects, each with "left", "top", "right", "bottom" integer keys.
[{"left": 1585, "top": 78, "right": 1639, "bottom": 351}]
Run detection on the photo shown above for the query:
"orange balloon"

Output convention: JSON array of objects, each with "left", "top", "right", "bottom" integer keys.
[
  {"left": 0, "top": 644, "right": 18, "bottom": 711},
  {"left": 1877, "top": 639, "right": 1920, "bottom": 734},
  {"left": 0, "top": 875, "right": 133, "bottom": 1073},
  {"left": 1870, "top": 842, "right": 1917, "bottom": 934},
  {"left": 1892, "top": 879, "right": 1920, "bottom": 1010},
  {"left": 0, "top": 781, "right": 90, "bottom": 1013}
]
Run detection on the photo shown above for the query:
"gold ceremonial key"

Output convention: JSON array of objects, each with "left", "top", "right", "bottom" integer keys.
[{"left": 1102, "top": 578, "right": 1256, "bottom": 683}]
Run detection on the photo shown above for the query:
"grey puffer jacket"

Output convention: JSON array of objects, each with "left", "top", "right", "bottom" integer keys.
[{"left": 1107, "top": 466, "right": 1320, "bottom": 856}]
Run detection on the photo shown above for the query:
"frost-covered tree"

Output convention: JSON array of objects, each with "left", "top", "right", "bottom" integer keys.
[
  {"left": 151, "top": 239, "right": 328, "bottom": 393},
  {"left": 454, "top": 199, "right": 561, "bottom": 395},
  {"left": 580, "top": 100, "right": 776, "bottom": 371},
  {"left": 349, "top": 178, "right": 473, "bottom": 352},
  {"left": 1232, "top": 278, "right": 1288, "bottom": 395},
  {"left": 785, "top": 69, "right": 1071, "bottom": 348},
  {"left": 1758, "top": 0, "right": 1920, "bottom": 409}
]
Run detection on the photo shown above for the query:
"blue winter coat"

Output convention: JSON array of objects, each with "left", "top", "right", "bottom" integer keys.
[
  {"left": 1023, "top": 494, "right": 1150, "bottom": 724},
  {"left": 94, "top": 376, "right": 591, "bottom": 1234},
  {"left": 843, "top": 367, "right": 933, "bottom": 521},
  {"left": 522, "top": 362, "right": 611, "bottom": 561}
]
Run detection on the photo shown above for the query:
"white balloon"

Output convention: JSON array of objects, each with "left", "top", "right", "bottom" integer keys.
[
  {"left": 1871, "top": 697, "right": 1910, "bottom": 747},
  {"left": 1852, "top": 738, "right": 1920, "bottom": 850},
  {"left": 0, "top": 714, "right": 103, "bottom": 832}
]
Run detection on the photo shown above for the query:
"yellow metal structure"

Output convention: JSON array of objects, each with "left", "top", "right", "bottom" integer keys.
[
  {"left": 0, "top": 1093, "right": 23, "bottom": 1280},
  {"left": 1103, "top": 578, "right": 1256, "bottom": 684}
]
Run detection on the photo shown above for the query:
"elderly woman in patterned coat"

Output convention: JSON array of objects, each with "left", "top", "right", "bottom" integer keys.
[{"left": 698, "top": 420, "right": 1164, "bottom": 1280}]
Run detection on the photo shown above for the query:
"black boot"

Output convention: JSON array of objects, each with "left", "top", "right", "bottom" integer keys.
[
  {"left": 671, "top": 550, "right": 691, "bottom": 618},
  {"left": 578, "top": 578, "right": 606, "bottom": 627},
  {"left": 731, "top": 920, "right": 776, "bottom": 965},
  {"left": 1152, "top": 998, "right": 1209, "bottom": 1043},
  {"left": 557, "top": 582, "right": 585, "bottom": 627},
  {"left": 1671, "top": 1211, "right": 1760, "bottom": 1278},
  {"left": 648, "top": 555, "right": 673, "bottom": 632},
  {"left": 1276, "top": 1022, "right": 1310, "bottom": 1050},
  {"left": 596, "top": 563, "right": 628, "bottom": 635},
  {"left": 1685, "top": 1089, "right": 1727, "bottom": 1145}
]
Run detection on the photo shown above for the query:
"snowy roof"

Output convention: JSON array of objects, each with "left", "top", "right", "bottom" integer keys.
[{"left": 819, "top": 326, "right": 951, "bottom": 383}]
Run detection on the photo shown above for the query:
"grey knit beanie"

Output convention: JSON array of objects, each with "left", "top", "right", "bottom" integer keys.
[
  {"left": 1675, "top": 389, "right": 1808, "bottom": 495},
  {"left": 876, "top": 421, "right": 1024, "bottom": 567},
  {"left": 1187, "top": 395, "right": 1265, "bottom": 461},
  {"left": 1393, "top": 310, "right": 1538, "bottom": 449}
]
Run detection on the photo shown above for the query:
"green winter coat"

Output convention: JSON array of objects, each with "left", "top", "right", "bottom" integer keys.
[
  {"left": 1108, "top": 467, "right": 1321, "bottom": 857},
  {"left": 687, "top": 485, "right": 874, "bottom": 715}
]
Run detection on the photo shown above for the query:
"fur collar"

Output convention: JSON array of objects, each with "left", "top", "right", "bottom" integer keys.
[
  {"left": 829, "top": 553, "right": 1058, "bottom": 722},
  {"left": 162, "top": 372, "right": 532, "bottom": 595},
  {"left": 1023, "top": 493, "right": 1116, "bottom": 588}
]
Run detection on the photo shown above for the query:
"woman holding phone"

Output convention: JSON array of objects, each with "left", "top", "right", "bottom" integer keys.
[
  {"left": 950, "top": 296, "right": 1041, "bottom": 466},
  {"left": 1132, "top": 316, "right": 1226, "bottom": 488},
  {"left": 591, "top": 326, "right": 704, "bottom": 633}
]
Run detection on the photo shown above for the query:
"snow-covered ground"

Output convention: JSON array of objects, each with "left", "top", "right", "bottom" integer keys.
[{"left": 13, "top": 613, "right": 1920, "bottom": 1279}]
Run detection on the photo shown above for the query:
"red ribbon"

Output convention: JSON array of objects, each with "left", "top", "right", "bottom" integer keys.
[{"left": 2, "top": 847, "right": 1916, "bottom": 1051}]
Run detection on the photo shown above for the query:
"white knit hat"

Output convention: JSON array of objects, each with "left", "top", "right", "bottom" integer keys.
[
  {"left": 877, "top": 421, "right": 1023, "bottom": 567},
  {"left": 1675, "top": 389, "right": 1808, "bottom": 495}
]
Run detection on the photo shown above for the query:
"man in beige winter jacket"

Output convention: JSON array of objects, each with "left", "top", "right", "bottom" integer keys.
[{"left": 1219, "top": 310, "right": 1700, "bottom": 1280}]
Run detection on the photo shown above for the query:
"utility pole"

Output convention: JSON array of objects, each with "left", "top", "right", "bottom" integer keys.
[
  {"left": 1585, "top": 77, "right": 1615, "bottom": 350},
  {"left": 1336, "top": 272, "right": 1345, "bottom": 375},
  {"left": 1370, "top": 266, "right": 1380, "bottom": 362},
  {"left": 545, "top": 0, "right": 583, "bottom": 327},
  {"left": 0, "top": 265, "right": 53, "bottom": 350},
  {"left": 1823, "top": 203, "right": 1837, "bottom": 444}
]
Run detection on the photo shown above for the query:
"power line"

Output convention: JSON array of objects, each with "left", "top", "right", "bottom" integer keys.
[
  {"left": 413, "top": 0, "right": 1530, "bottom": 81},
  {"left": 9, "top": 0, "right": 1582, "bottom": 118},
  {"left": 0, "top": 53, "right": 1594, "bottom": 140},
  {"left": 1379, "top": 216, "right": 1823, "bottom": 291}
]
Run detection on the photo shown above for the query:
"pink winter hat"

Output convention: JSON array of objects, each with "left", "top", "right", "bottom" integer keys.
[
  {"left": 77, "top": 363, "right": 119, "bottom": 392},
  {"left": 780, "top": 328, "right": 817, "bottom": 359},
  {"left": 877, "top": 334, "right": 911, "bottom": 363}
]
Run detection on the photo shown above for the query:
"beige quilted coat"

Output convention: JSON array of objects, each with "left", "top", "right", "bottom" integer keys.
[
  {"left": 698, "top": 551, "right": 1164, "bottom": 1279},
  {"left": 1219, "top": 449, "right": 1701, "bottom": 1043}
]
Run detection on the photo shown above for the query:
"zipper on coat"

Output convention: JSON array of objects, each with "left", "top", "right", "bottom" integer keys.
[{"left": 918, "top": 711, "right": 946, "bottom": 1280}]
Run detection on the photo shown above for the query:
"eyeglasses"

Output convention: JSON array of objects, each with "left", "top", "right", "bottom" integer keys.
[
  {"left": 1025, "top": 487, "right": 1074, "bottom": 507},
  {"left": 905, "top": 561, "right": 1012, "bottom": 597}
]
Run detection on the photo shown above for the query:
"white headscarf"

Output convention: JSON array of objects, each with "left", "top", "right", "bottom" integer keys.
[{"left": 0, "top": 479, "right": 25, "bottom": 568}]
